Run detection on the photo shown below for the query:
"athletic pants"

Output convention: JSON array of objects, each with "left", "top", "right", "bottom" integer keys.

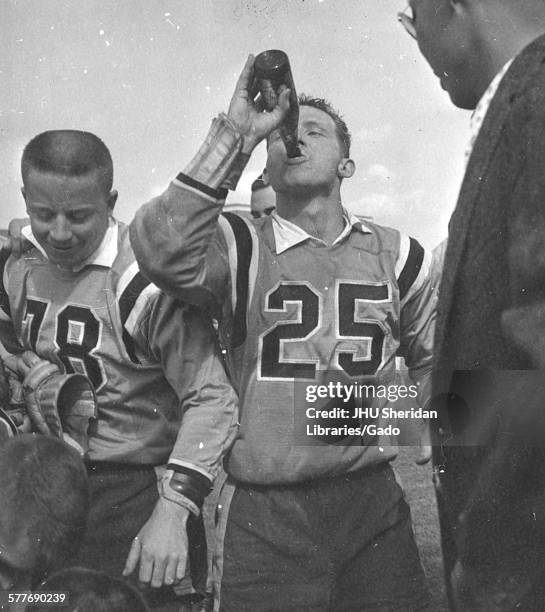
[{"left": 213, "top": 463, "right": 430, "bottom": 611}]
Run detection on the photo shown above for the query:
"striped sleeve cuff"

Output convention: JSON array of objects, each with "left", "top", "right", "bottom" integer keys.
[
  {"left": 181, "top": 114, "right": 250, "bottom": 191},
  {"left": 162, "top": 464, "right": 213, "bottom": 514}
]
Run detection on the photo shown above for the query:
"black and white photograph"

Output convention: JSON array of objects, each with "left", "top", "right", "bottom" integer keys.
[{"left": 2, "top": 1, "right": 545, "bottom": 610}]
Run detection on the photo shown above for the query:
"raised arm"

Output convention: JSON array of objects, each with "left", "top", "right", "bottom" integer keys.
[{"left": 129, "top": 56, "right": 289, "bottom": 313}]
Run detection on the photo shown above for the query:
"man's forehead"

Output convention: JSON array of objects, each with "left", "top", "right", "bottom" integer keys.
[
  {"left": 26, "top": 168, "right": 102, "bottom": 188},
  {"left": 25, "top": 169, "right": 108, "bottom": 204},
  {"left": 299, "top": 105, "right": 335, "bottom": 129}
]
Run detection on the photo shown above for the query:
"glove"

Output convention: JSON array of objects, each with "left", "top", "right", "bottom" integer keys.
[
  {"left": 6, "top": 351, "right": 97, "bottom": 454},
  {"left": 0, "top": 353, "right": 31, "bottom": 435},
  {"left": 22, "top": 357, "right": 66, "bottom": 436},
  {"left": 24, "top": 360, "right": 97, "bottom": 454},
  {"left": 3, "top": 350, "right": 44, "bottom": 406}
]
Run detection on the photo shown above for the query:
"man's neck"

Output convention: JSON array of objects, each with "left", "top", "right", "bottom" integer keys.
[
  {"left": 477, "top": 8, "right": 545, "bottom": 91},
  {"left": 276, "top": 192, "right": 345, "bottom": 245}
]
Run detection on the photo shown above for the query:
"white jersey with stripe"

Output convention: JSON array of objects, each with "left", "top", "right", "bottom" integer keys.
[
  {"left": 0, "top": 220, "right": 238, "bottom": 478},
  {"left": 131, "top": 149, "right": 437, "bottom": 486}
]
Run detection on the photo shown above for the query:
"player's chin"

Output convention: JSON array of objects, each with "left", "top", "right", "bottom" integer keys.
[{"left": 45, "top": 245, "right": 81, "bottom": 267}]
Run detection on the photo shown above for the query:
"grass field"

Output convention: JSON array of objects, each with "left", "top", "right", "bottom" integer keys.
[{"left": 396, "top": 447, "right": 448, "bottom": 611}]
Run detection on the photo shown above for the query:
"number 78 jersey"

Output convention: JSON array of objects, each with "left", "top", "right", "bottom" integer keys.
[
  {"left": 131, "top": 188, "right": 437, "bottom": 484},
  {"left": 0, "top": 221, "right": 238, "bottom": 469}
]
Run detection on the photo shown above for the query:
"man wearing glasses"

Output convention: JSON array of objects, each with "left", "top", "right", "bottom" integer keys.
[{"left": 399, "top": 2, "right": 545, "bottom": 610}]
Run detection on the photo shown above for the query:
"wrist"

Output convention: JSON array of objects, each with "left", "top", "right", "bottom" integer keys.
[
  {"left": 240, "top": 133, "right": 260, "bottom": 155},
  {"left": 182, "top": 114, "right": 251, "bottom": 191},
  {"left": 158, "top": 494, "right": 191, "bottom": 521}
]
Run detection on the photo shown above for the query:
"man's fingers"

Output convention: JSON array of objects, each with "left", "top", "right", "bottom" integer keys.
[
  {"left": 150, "top": 555, "right": 168, "bottom": 588},
  {"left": 163, "top": 555, "right": 180, "bottom": 586},
  {"left": 255, "top": 93, "right": 267, "bottom": 114},
  {"left": 138, "top": 546, "right": 154, "bottom": 584},
  {"left": 248, "top": 75, "right": 260, "bottom": 102},
  {"left": 122, "top": 536, "right": 141, "bottom": 576},
  {"left": 21, "top": 351, "right": 43, "bottom": 370},
  {"left": 415, "top": 444, "right": 432, "bottom": 465},
  {"left": 415, "top": 422, "right": 432, "bottom": 465},
  {"left": 233, "top": 54, "right": 255, "bottom": 97},
  {"left": 277, "top": 86, "right": 291, "bottom": 113},
  {"left": 6, "top": 236, "right": 18, "bottom": 259},
  {"left": 267, "top": 86, "right": 291, "bottom": 124},
  {"left": 176, "top": 557, "right": 187, "bottom": 582},
  {"left": 7, "top": 218, "right": 31, "bottom": 259},
  {"left": 2, "top": 241, "right": 13, "bottom": 258}
]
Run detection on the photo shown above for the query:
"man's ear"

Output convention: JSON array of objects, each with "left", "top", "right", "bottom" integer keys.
[
  {"left": 337, "top": 158, "right": 355, "bottom": 180},
  {"left": 21, "top": 187, "right": 29, "bottom": 213},
  {"left": 107, "top": 190, "right": 118, "bottom": 213}
]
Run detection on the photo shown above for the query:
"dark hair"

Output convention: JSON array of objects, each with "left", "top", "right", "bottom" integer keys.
[
  {"left": 298, "top": 94, "right": 351, "bottom": 157},
  {"left": 35, "top": 567, "right": 149, "bottom": 612},
  {"left": 251, "top": 173, "right": 268, "bottom": 192},
  {"left": 0, "top": 435, "right": 89, "bottom": 586},
  {"left": 21, "top": 130, "right": 113, "bottom": 193}
]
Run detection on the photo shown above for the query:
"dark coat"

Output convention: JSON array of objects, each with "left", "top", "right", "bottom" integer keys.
[{"left": 434, "top": 32, "right": 545, "bottom": 590}]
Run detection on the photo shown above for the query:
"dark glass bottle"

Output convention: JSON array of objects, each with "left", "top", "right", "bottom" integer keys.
[{"left": 254, "top": 50, "right": 301, "bottom": 158}]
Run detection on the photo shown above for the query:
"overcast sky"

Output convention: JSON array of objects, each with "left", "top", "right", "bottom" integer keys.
[{"left": 2, "top": 0, "right": 470, "bottom": 249}]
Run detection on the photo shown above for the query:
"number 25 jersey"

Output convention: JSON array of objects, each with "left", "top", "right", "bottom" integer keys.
[{"left": 131, "top": 175, "right": 437, "bottom": 485}]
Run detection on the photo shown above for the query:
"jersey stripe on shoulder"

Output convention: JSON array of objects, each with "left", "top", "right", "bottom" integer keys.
[
  {"left": 396, "top": 235, "right": 427, "bottom": 303},
  {"left": 0, "top": 248, "right": 12, "bottom": 321},
  {"left": 220, "top": 212, "right": 258, "bottom": 349},
  {"left": 117, "top": 261, "right": 159, "bottom": 363}
]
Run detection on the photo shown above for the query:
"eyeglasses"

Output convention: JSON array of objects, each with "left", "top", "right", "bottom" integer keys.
[{"left": 398, "top": 5, "right": 416, "bottom": 40}]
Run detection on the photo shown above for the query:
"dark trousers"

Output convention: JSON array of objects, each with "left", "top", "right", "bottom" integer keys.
[{"left": 215, "top": 463, "right": 430, "bottom": 611}]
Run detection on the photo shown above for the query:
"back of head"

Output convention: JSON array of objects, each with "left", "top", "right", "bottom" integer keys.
[
  {"left": 21, "top": 130, "right": 113, "bottom": 193},
  {"left": 35, "top": 567, "right": 149, "bottom": 612},
  {"left": 0, "top": 435, "right": 89, "bottom": 586}
]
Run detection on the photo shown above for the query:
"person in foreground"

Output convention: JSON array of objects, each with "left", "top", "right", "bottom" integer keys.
[
  {"left": 130, "top": 56, "right": 437, "bottom": 611},
  {"left": 0, "top": 130, "right": 238, "bottom": 610},
  {"left": 0, "top": 435, "right": 89, "bottom": 612},
  {"left": 399, "top": 1, "right": 545, "bottom": 609},
  {"left": 34, "top": 567, "right": 150, "bottom": 612}
]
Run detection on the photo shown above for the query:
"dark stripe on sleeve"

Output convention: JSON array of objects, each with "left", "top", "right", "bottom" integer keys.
[
  {"left": 398, "top": 237, "right": 424, "bottom": 301},
  {"left": 167, "top": 463, "right": 213, "bottom": 508},
  {"left": 119, "top": 272, "right": 151, "bottom": 364},
  {"left": 222, "top": 212, "right": 253, "bottom": 349},
  {"left": 176, "top": 172, "right": 228, "bottom": 201},
  {"left": 0, "top": 248, "right": 11, "bottom": 318}
]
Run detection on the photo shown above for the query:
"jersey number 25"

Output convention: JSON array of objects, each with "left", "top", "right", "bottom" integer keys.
[{"left": 259, "top": 281, "right": 388, "bottom": 380}]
